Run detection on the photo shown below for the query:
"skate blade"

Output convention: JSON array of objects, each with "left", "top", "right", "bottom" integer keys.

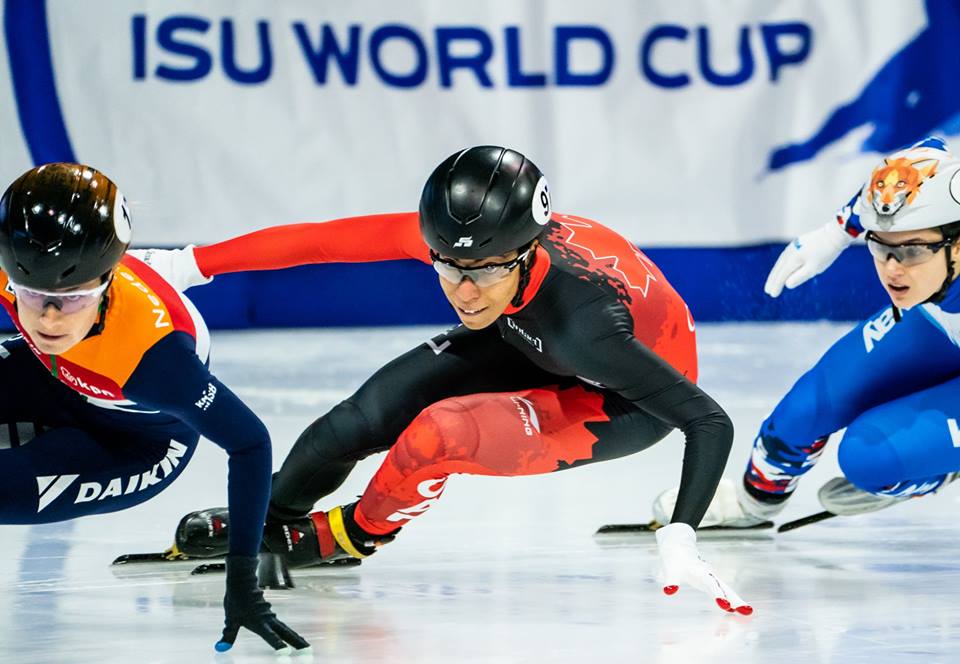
[
  {"left": 594, "top": 521, "right": 774, "bottom": 539},
  {"left": 112, "top": 552, "right": 197, "bottom": 565},
  {"left": 595, "top": 520, "right": 774, "bottom": 535},
  {"left": 191, "top": 557, "right": 362, "bottom": 576}
]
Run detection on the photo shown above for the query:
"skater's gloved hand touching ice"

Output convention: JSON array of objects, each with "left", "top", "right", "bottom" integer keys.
[
  {"left": 655, "top": 523, "right": 752, "bottom": 615},
  {"left": 216, "top": 555, "right": 311, "bottom": 653},
  {"left": 764, "top": 220, "right": 854, "bottom": 297}
]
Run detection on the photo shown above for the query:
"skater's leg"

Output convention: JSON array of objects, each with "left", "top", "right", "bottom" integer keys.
[
  {"left": 269, "top": 325, "right": 556, "bottom": 518},
  {"left": 351, "top": 383, "right": 669, "bottom": 535},
  {"left": 745, "top": 306, "right": 960, "bottom": 506},
  {"left": 0, "top": 337, "right": 202, "bottom": 522},
  {"left": 0, "top": 427, "right": 198, "bottom": 522},
  {"left": 838, "top": 375, "right": 960, "bottom": 497}
]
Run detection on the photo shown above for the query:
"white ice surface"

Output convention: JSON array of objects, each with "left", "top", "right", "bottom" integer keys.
[{"left": 3, "top": 323, "right": 959, "bottom": 664}]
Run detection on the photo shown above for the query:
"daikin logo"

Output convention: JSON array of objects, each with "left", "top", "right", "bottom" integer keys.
[
  {"left": 35, "top": 474, "right": 80, "bottom": 513},
  {"left": 35, "top": 440, "right": 189, "bottom": 512}
]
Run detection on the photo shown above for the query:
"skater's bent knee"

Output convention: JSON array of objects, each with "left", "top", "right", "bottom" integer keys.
[
  {"left": 838, "top": 427, "right": 903, "bottom": 491},
  {"left": 393, "top": 401, "right": 480, "bottom": 471},
  {"left": 295, "top": 400, "right": 374, "bottom": 462}
]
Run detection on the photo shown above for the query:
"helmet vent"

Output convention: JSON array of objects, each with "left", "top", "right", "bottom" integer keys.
[{"left": 60, "top": 265, "right": 76, "bottom": 280}]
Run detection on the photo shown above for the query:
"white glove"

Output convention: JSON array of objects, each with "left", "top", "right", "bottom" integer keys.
[
  {"left": 655, "top": 522, "right": 752, "bottom": 615},
  {"left": 127, "top": 245, "right": 212, "bottom": 292},
  {"left": 764, "top": 221, "right": 854, "bottom": 297}
]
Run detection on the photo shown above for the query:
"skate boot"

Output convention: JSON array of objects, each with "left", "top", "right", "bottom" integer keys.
[
  {"left": 818, "top": 473, "right": 959, "bottom": 516},
  {"left": 652, "top": 478, "right": 786, "bottom": 529},
  {"left": 262, "top": 505, "right": 397, "bottom": 567},
  {"left": 172, "top": 506, "right": 231, "bottom": 559},
  {"left": 174, "top": 504, "right": 397, "bottom": 566}
]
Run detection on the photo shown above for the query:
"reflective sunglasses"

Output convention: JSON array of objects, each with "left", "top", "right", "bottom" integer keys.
[
  {"left": 865, "top": 231, "right": 955, "bottom": 267},
  {"left": 9, "top": 280, "right": 110, "bottom": 313},
  {"left": 430, "top": 247, "right": 532, "bottom": 287}
]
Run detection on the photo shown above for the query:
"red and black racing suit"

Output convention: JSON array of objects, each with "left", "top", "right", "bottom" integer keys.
[{"left": 195, "top": 212, "right": 733, "bottom": 532}]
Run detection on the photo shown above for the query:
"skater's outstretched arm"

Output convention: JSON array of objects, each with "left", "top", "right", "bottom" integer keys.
[
  {"left": 765, "top": 135, "right": 952, "bottom": 297},
  {"left": 192, "top": 212, "right": 430, "bottom": 277}
]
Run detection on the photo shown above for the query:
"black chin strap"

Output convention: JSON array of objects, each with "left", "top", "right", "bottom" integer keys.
[
  {"left": 510, "top": 243, "right": 537, "bottom": 309},
  {"left": 923, "top": 240, "right": 957, "bottom": 306},
  {"left": 85, "top": 292, "right": 110, "bottom": 338}
]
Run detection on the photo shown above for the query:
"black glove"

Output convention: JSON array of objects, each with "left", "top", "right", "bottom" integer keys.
[{"left": 215, "top": 554, "right": 310, "bottom": 653}]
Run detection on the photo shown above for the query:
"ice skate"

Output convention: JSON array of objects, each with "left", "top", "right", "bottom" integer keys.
[
  {"left": 597, "top": 478, "right": 779, "bottom": 535},
  {"left": 818, "top": 473, "right": 958, "bottom": 516},
  {"left": 261, "top": 505, "right": 397, "bottom": 567}
]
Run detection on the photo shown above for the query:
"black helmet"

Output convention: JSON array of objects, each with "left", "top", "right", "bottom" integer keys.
[
  {"left": 419, "top": 146, "right": 552, "bottom": 260},
  {"left": 0, "top": 163, "right": 131, "bottom": 289}
]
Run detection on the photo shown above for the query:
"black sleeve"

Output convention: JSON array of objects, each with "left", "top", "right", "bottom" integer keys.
[
  {"left": 558, "top": 296, "right": 733, "bottom": 527},
  {"left": 123, "top": 332, "right": 273, "bottom": 556}
]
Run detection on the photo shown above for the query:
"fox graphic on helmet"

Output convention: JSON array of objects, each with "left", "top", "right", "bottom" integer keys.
[{"left": 866, "top": 154, "right": 939, "bottom": 225}]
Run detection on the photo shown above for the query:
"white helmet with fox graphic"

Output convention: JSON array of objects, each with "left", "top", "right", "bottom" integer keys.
[{"left": 858, "top": 147, "right": 960, "bottom": 232}]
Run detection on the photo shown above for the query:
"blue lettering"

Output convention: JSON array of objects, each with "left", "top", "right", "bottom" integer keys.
[
  {"left": 640, "top": 25, "right": 689, "bottom": 89},
  {"left": 221, "top": 19, "right": 272, "bottom": 84},
  {"left": 369, "top": 25, "right": 428, "bottom": 88},
  {"left": 761, "top": 22, "right": 812, "bottom": 82},
  {"left": 132, "top": 15, "right": 147, "bottom": 80},
  {"left": 436, "top": 27, "right": 493, "bottom": 88},
  {"left": 555, "top": 26, "right": 614, "bottom": 87},
  {"left": 697, "top": 26, "right": 754, "bottom": 87},
  {"left": 505, "top": 26, "right": 546, "bottom": 87},
  {"left": 155, "top": 16, "right": 212, "bottom": 82},
  {"left": 294, "top": 23, "right": 361, "bottom": 85}
]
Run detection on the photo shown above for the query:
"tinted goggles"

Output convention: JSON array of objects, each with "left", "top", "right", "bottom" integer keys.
[
  {"left": 9, "top": 280, "right": 109, "bottom": 314},
  {"left": 430, "top": 248, "right": 532, "bottom": 287},
  {"left": 865, "top": 232, "right": 954, "bottom": 267}
]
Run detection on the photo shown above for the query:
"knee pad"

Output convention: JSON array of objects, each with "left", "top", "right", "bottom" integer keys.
[{"left": 394, "top": 400, "right": 480, "bottom": 472}]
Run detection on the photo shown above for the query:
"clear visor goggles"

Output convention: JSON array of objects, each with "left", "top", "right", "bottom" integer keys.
[
  {"left": 865, "top": 231, "right": 954, "bottom": 267},
  {"left": 9, "top": 280, "right": 109, "bottom": 314},
  {"left": 430, "top": 247, "right": 532, "bottom": 288}
]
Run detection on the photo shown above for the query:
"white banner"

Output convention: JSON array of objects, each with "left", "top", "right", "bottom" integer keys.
[{"left": 2, "top": 0, "right": 955, "bottom": 246}]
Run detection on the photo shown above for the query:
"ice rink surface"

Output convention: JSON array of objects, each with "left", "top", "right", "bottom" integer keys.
[{"left": 4, "top": 322, "right": 959, "bottom": 664}]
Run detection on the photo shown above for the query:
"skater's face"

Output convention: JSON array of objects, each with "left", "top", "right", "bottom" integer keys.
[
  {"left": 435, "top": 246, "right": 531, "bottom": 329},
  {"left": 870, "top": 228, "right": 960, "bottom": 307},
  {"left": 17, "top": 276, "right": 106, "bottom": 355}
]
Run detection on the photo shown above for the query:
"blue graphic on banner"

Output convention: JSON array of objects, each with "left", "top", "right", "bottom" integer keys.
[
  {"left": 4, "top": 0, "right": 76, "bottom": 165},
  {"left": 768, "top": 0, "right": 960, "bottom": 171}
]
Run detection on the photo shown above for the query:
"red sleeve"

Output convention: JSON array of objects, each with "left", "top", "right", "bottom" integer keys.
[{"left": 194, "top": 212, "right": 430, "bottom": 277}]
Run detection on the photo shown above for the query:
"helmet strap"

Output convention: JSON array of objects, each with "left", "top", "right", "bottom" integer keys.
[
  {"left": 922, "top": 239, "right": 957, "bottom": 306},
  {"left": 85, "top": 273, "right": 113, "bottom": 338},
  {"left": 510, "top": 242, "right": 537, "bottom": 308}
]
